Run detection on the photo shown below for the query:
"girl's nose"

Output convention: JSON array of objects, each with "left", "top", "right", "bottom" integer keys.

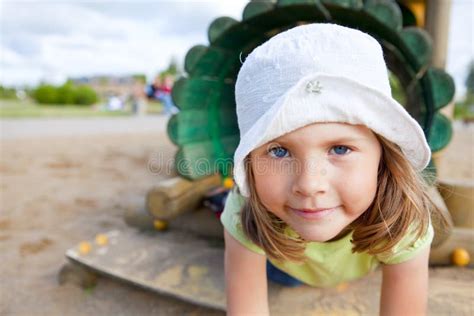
[{"left": 291, "top": 159, "right": 329, "bottom": 197}]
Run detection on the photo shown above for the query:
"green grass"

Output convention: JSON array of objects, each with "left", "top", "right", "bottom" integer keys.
[
  {"left": 146, "top": 100, "right": 165, "bottom": 114},
  {"left": 0, "top": 99, "right": 164, "bottom": 118},
  {"left": 454, "top": 100, "right": 474, "bottom": 121}
]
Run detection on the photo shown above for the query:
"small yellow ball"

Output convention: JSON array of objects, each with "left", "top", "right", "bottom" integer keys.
[
  {"left": 78, "top": 241, "right": 92, "bottom": 255},
  {"left": 451, "top": 248, "right": 470, "bottom": 267},
  {"left": 222, "top": 177, "right": 234, "bottom": 189},
  {"left": 95, "top": 234, "right": 108, "bottom": 246},
  {"left": 153, "top": 219, "right": 168, "bottom": 231},
  {"left": 336, "top": 282, "right": 349, "bottom": 293}
]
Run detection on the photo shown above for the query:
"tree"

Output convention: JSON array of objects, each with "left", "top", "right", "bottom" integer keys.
[
  {"left": 33, "top": 84, "right": 59, "bottom": 104},
  {"left": 0, "top": 86, "right": 18, "bottom": 99},
  {"left": 465, "top": 60, "right": 474, "bottom": 95},
  {"left": 32, "top": 83, "right": 98, "bottom": 106},
  {"left": 158, "top": 57, "right": 181, "bottom": 80},
  {"left": 73, "top": 85, "right": 98, "bottom": 105},
  {"left": 132, "top": 74, "right": 147, "bottom": 84},
  {"left": 57, "top": 82, "right": 76, "bottom": 104},
  {"left": 454, "top": 60, "right": 474, "bottom": 120},
  {"left": 166, "top": 57, "right": 178, "bottom": 76}
]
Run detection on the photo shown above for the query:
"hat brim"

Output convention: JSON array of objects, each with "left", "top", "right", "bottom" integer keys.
[{"left": 233, "top": 73, "right": 431, "bottom": 197}]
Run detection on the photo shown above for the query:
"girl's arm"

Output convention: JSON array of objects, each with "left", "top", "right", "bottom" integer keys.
[
  {"left": 379, "top": 246, "right": 430, "bottom": 316},
  {"left": 224, "top": 229, "right": 269, "bottom": 316}
]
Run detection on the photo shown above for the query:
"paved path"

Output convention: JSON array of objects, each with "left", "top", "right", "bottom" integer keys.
[{"left": 0, "top": 115, "right": 170, "bottom": 139}]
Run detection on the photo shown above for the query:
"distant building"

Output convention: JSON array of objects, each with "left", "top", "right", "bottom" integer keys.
[{"left": 69, "top": 75, "right": 142, "bottom": 99}]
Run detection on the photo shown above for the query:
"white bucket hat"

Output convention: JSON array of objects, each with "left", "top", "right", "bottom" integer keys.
[{"left": 233, "top": 23, "right": 431, "bottom": 198}]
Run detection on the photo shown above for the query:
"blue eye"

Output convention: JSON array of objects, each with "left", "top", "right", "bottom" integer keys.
[
  {"left": 268, "top": 146, "right": 289, "bottom": 158},
  {"left": 330, "top": 145, "right": 351, "bottom": 155}
]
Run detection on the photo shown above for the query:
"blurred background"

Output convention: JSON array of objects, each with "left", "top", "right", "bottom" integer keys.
[
  {"left": 1, "top": 1, "right": 251, "bottom": 118},
  {"left": 0, "top": 0, "right": 472, "bottom": 118}
]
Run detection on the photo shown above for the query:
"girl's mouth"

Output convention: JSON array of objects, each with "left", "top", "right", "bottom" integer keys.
[{"left": 288, "top": 206, "right": 338, "bottom": 220}]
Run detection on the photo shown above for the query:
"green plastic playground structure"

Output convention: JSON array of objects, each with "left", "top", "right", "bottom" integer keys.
[{"left": 167, "top": 0, "right": 455, "bottom": 184}]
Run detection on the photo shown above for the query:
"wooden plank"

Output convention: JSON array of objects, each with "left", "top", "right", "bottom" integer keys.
[
  {"left": 66, "top": 229, "right": 226, "bottom": 311},
  {"left": 438, "top": 179, "right": 474, "bottom": 229},
  {"left": 65, "top": 217, "right": 474, "bottom": 315},
  {"left": 146, "top": 175, "right": 221, "bottom": 220}
]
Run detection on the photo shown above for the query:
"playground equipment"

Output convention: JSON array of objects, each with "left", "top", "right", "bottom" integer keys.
[
  {"left": 162, "top": 0, "right": 470, "bottom": 264},
  {"left": 169, "top": 0, "right": 454, "bottom": 181},
  {"left": 63, "top": 1, "right": 472, "bottom": 313}
]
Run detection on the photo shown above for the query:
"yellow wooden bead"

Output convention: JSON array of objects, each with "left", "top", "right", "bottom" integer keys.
[
  {"left": 223, "top": 177, "right": 234, "bottom": 189},
  {"left": 336, "top": 282, "right": 349, "bottom": 293},
  {"left": 451, "top": 248, "right": 470, "bottom": 267},
  {"left": 95, "top": 234, "right": 108, "bottom": 246},
  {"left": 78, "top": 241, "right": 92, "bottom": 255},
  {"left": 153, "top": 219, "right": 168, "bottom": 231}
]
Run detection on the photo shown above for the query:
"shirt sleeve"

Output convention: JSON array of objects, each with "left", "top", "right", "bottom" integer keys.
[
  {"left": 220, "top": 187, "right": 266, "bottom": 255},
  {"left": 375, "top": 219, "right": 434, "bottom": 265}
]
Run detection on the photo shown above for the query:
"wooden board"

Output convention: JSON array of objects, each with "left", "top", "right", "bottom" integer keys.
[
  {"left": 65, "top": 225, "right": 474, "bottom": 315},
  {"left": 66, "top": 229, "right": 225, "bottom": 311}
]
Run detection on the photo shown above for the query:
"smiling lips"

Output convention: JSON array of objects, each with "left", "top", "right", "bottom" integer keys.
[{"left": 288, "top": 206, "right": 338, "bottom": 220}]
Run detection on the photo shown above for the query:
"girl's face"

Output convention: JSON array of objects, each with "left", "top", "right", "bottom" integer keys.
[{"left": 250, "top": 122, "right": 382, "bottom": 242}]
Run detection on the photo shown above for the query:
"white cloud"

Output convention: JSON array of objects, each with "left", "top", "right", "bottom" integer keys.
[
  {"left": 0, "top": 0, "right": 248, "bottom": 86},
  {"left": 0, "top": 0, "right": 472, "bottom": 102}
]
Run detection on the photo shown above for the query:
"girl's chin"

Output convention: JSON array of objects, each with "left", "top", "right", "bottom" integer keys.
[
  {"left": 292, "top": 228, "right": 344, "bottom": 243},
  {"left": 303, "top": 235, "right": 333, "bottom": 242}
]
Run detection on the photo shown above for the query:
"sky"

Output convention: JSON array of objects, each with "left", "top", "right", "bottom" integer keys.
[{"left": 1, "top": 0, "right": 473, "bottom": 99}]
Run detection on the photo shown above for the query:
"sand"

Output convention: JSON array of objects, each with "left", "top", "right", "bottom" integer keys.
[{"left": 0, "top": 118, "right": 472, "bottom": 315}]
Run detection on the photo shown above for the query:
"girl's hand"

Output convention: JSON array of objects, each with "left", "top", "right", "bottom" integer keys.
[
  {"left": 380, "top": 246, "right": 430, "bottom": 316},
  {"left": 224, "top": 229, "right": 269, "bottom": 316}
]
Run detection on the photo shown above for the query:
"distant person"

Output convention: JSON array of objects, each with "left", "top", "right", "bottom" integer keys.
[
  {"left": 131, "top": 82, "right": 147, "bottom": 116},
  {"left": 146, "top": 76, "right": 179, "bottom": 116},
  {"left": 145, "top": 77, "right": 160, "bottom": 100}
]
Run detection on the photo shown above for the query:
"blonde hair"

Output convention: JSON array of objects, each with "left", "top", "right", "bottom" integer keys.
[{"left": 240, "top": 133, "right": 446, "bottom": 263}]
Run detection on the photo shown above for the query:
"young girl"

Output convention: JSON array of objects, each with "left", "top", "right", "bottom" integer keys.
[{"left": 221, "top": 23, "right": 442, "bottom": 315}]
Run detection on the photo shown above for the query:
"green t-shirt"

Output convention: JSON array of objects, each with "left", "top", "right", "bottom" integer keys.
[{"left": 220, "top": 187, "right": 434, "bottom": 288}]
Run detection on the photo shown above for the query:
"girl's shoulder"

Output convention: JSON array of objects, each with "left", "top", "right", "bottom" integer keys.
[
  {"left": 220, "top": 188, "right": 266, "bottom": 255},
  {"left": 220, "top": 187, "right": 246, "bottom": 219},
  {"left": 374, "top": 220, "right": 434, "bottom": 265}
]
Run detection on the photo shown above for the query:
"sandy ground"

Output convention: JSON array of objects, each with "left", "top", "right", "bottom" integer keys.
[{"left": 0, "top": 117, "right": 472, "bottom": 315}]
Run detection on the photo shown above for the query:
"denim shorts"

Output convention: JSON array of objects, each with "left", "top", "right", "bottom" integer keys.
[{"left": 266, "top": 260, "right": 304, "bottom": 287}]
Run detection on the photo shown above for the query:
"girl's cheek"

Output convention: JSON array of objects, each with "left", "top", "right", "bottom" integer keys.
[
  {"left": 253, "top": 162, "right": 290, "bottom": 205},
  {"left": 337, "top": 166, "right": 378, "bottom": 208},
  {"left": 255, "top": 166, "right": 288, "bottom": 192}
]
